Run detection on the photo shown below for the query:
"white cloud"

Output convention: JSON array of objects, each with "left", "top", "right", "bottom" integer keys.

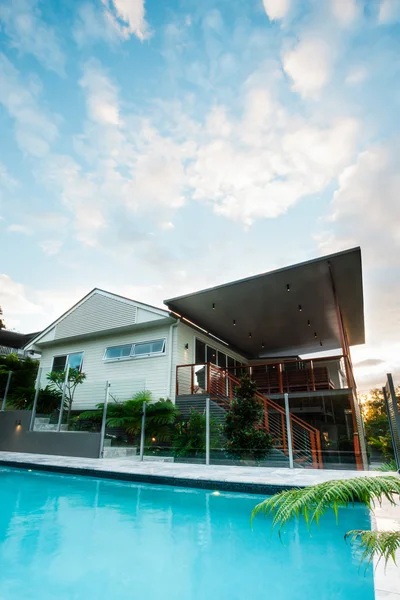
[
  {"left": 262, "top": 0, "right": 291, "bottom": 21},
  {"left": 188, "top": 87, "right": 359, "bottom": 224},
  {"left": 0, "top": 274, "right": 43, "bottom": 331},
  {"left": 0, "top": 54, "right": 58, "bottom": 156},
  {"left": 7, "top": 224, "right": 32, "bottom": 234},
  {"left": 0, "top": 162, "right": 17, "bottom": 197},
  {"left": 283, "top": 37, "right": 332, "bottom": 98},
  {"left": 345, "top": 67, "right": 368, "bottom": 85},
  {"left": 379, "top": 0, "right": 400, "bottom": 24},
  {"left": 330, "top": 0, "right": 359, "bottom": 26},
  {"left": 159, "top": 221, "right": 175, "bottom": 230},
  {"left": 80, "top": 59, "right": 120, "bottom": 125},
  {"left": 39, "top": 239, "right": 64, "bottom": 255},
  {"left": 0, "top": 0, "right": 65, "bottom": 74},
  {"left": 74, "top": 0, "right": 150, "bottom": 45},
  {"left": 315, "top": 138, "right": 400, "bottom": 389}
]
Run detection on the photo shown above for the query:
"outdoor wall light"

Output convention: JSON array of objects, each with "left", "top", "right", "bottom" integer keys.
[
  {"left": 307, "top": 320, "right": 311, "bottom": 326},
  {"left": 233, "top": 320, "right": 236, "bottom": 326},
  {"left": 298, "top": 304, "right": 302, "bottom": 311},
  {"left": 261, "top": 342, "right": 265, "bottom": 348},
  {"left": 314, "top": 332, "right": 317, "bottom": 338},
  {"left": 248, "top": 332, "right": 252, "bottom": 338},
  {"left": 15, "top": 420, "right": 21, "bottom": 427},
  {"left": 212, "top": 303, "right": 216, "bottom": 309},
  {"left": 184, "top": 343, "right": 189, "bottom": 349},
  {"left": 320, "top": 341, "right": 323, "bottom": 346},
  {"left": 286, "top": 284, "right": 290, "bottom": 292}
]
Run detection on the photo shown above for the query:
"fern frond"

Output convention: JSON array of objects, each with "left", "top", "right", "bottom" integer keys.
[
  {"left": 251, "top": 476, "right": 400, "bottom": 531},
  {"left": 345, "top": 529, "right": 400, "bottom": 567}
]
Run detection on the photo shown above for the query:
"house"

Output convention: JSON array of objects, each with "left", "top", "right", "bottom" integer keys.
[
  {"left": 0, "top": 329, "right": 40, "bottom": 358},
  {"left": 25, "top": 247, "right": 367, "bottom": 469}
]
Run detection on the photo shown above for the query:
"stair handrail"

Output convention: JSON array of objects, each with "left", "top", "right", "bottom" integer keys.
[{"left": 208, "top": 363, "right": 322, "bottom": 469}]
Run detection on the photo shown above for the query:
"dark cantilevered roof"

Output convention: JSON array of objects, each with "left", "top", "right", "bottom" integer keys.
[{"left": 165, "top": 247, "right": 365, "bottom": 359}]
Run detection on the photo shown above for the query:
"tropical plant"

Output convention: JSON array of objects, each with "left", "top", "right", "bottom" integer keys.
[
  {"left": 251, "top": 476, "right": 400, "bottom": 567},
  {"left": 173, "top": 409, "right": 220, "bottom": 458},
  {"left": 360, "top": 387, "right": 399, "bottom": 460},
  {"left": 8, "top": 385, "right": 62, "bottom": 414},
  {"left": 47, "top": 368, "right": 86, "bottom": 425},
  {"left": 223, "top": 375, "right": 272, "bottom": 461},
  {"left": 79, "top": 391, "right": 179, "bottom": 444},
  {"left": 377, "top": 459, "right": 398, "bottom": 472},
  {"left": 0, "top": 353, "right": 39, "bottom": 407}
]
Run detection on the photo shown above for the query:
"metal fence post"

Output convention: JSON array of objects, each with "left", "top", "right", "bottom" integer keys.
[
  {"left": 57, "top": 365, "right": 70, "bottom": 432},
  {"left": 1, "top": 371, "right": 12, "bottom": 411},
  {"left": 284, "top": 393, "right": 294, "bottom": 469},
  {"left": 206, "top": 396, "right": 210, "bottom": 465},
  {"left": 29, "top": 367, "right": 42, "bottom": 430},
  {"left": 99, "top": 381, "right": 110, "bottom": 458},
  {"left": 139, "top": 401, "right": 146, "bottom": 461}
]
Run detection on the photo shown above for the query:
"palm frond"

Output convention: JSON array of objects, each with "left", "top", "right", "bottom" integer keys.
[
  {"left": 376, "top": 460, "right": 397, "bottom": 472},
  {"left": 251, "top": 476, "right": 400, "bottom": 531},
  {"left": 345, "top": 529, "right": 400, "bottom": 567}
]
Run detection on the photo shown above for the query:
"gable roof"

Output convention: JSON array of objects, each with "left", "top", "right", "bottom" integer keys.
[{"left": 25, "top": 288, "right": 171, "bottom": 349}]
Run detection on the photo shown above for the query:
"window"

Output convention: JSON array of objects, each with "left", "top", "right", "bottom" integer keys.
[
  {"left": 52, "top": 355, "right": 67, "bottom": 372},
  {"left": 103, "top": 339, "right": 166, "bottom": 361},
  {"left": 104, "top": 345, "right": 132, "bottom": 360},
  {"left": 195, "top": 339, "right": 206, "bottom": 364},
  {"left": 132, "top": 339, "right": 165, "bottom": 356},
  {"left": 52, "top": 352, "right": 83, "bottom": 372}
]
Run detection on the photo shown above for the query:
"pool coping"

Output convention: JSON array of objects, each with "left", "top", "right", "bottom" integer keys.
[{"left": 0, "top": 451, "right": 399, "bottom": 598}]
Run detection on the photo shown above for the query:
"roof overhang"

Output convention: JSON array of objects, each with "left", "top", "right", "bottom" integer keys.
[{"left": 165, "top": 247, "right": 365, "bottom": 359}]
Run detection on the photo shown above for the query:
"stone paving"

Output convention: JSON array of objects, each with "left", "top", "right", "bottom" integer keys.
[{"left": 0, "top": 451, "right": 399, "bottom": 597}]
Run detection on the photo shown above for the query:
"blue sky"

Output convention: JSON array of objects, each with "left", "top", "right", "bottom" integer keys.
[{"left": 1, "top": 0, "right": 400, "bottom": 390}]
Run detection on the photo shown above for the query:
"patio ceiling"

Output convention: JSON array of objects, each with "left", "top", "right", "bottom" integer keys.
[{"left": 165, "top": 247, "right": 365, "bottom": 359}]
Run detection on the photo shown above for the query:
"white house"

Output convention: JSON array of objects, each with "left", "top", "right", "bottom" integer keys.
[{"left": 24, "top": 288, "right": 247, "bottom": 409}]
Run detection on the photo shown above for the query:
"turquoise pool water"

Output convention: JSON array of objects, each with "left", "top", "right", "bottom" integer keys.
[{"left": 0, "top": 468, "right": 374, "bottom": 600}]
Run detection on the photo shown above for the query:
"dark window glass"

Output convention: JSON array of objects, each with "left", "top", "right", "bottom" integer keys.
[
  {"left": 217, "top": 352, "right": 226, "bottom": 368},
  {"left": 195, "top": 339, "right": 206, "bottom": 364},
  {"left": 52, "top": 355, "right": 67, "bottom": 372},
  {"left": 227, "top": 356, "right": 235, "bottom": 371},
  {"left": 206, "top": 345, "right": 217, "bottom": 364}
]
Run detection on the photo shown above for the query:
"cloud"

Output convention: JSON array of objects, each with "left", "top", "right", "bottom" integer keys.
[
  {"left": 0, "top": 162, "right": 18, "bottom": 198},
  {"left": 345, "top": 67, "right": 368, "bottom": 85},
  {"left": 0, "top": 54, "right": 58, "bottom": 156},
  {"left": 354, "top": 358, "right": 385, "bottom": 368},
  {"left": 330, "top": 0, "right": 359, "bottom": 27},
  {"left": 79, "top": 59, "right": 120, "bottom": 125},
  {"left": 315, "top": 137, "right": 400, "bottom": 389},
  {"left": 74, "top": 0, "right": 150, "bottom": 46},
  {"left": 0, "top": 274, "right": 43, "bottom": 331},
  {"left": 39, "top": 239, "right": 64, "bottom": 256},
  {"left": 262, "top": 0, "right": 291, "bottom": 21},
  {"left": 0, "top": 0, "right": 65, "bottom": 74},
  {"left": 378, "top": 0, "right": 400, "bottom": 24},
  {"left": 7, "top": 224, "right": 32, "bottom": 234},
  {"left": 282, "top": 37, "right": 333, "bottom": 98},
  {"left": 188, "top": 88, "right": 359, "bottom": 224}
]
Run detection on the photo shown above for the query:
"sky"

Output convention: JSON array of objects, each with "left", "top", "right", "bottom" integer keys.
[{"left": 0, "top": 0, "right": 400, "bottom": 391}]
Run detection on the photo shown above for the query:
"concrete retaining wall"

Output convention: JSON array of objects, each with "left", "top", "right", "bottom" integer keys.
[{"left": 0, "top": 410, "right": 101, "bottom": 458}]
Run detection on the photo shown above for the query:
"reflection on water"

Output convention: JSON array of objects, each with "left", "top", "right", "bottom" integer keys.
[{"left": 0, "top": 468, "right": 374, "bottom": 600}]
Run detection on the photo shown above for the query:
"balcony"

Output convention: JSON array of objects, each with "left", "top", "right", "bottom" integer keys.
[{"left": 176, "top": 355, "right": 350, "bottom": 397}]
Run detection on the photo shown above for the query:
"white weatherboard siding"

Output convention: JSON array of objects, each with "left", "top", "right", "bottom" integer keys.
[
  {"left": 171, "top": 322, "right": 248, "bottom": 398},
  {"left": 38, "top": 324, "right": 172, "bottom": 409},
  {"left": 54, "top": 293, "right": 139, "bottom": 340}
]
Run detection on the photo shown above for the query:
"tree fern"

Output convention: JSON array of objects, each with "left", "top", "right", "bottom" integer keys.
[
  {"left": 345, "top": 530, "right": 400, "bottom": 567},
  {"left": 251, "top": 476, "right": 400, "bottom": 566}
]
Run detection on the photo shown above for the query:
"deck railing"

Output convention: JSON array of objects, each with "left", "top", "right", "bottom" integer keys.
[{"left": 175, "top": 362, "right": 323, "bottom": 468}]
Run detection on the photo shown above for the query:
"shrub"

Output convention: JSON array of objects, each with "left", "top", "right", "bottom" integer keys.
[
  {"left": 223, "top": 375, "right": 272, "bottom": 461},
  {"left": 173, "top": 409, "right": 220, "bottom": 458}
]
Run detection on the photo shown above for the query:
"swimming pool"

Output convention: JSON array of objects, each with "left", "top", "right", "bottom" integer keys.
[{"left": 0, "top": 468, "right": 374, "bottom": 600}]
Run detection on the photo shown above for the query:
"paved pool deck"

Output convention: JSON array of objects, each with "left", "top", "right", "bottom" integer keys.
[{"left": 0, "top": 451, "right": 399, "bottom": 598}]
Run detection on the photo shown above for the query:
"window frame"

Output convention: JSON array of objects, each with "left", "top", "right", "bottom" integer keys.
[
  {"left": 51, "top": 351, "right": 84, "bottom": 373},
  {"left": 103, "top": 338, "right": 167, "bottom": 363}
]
